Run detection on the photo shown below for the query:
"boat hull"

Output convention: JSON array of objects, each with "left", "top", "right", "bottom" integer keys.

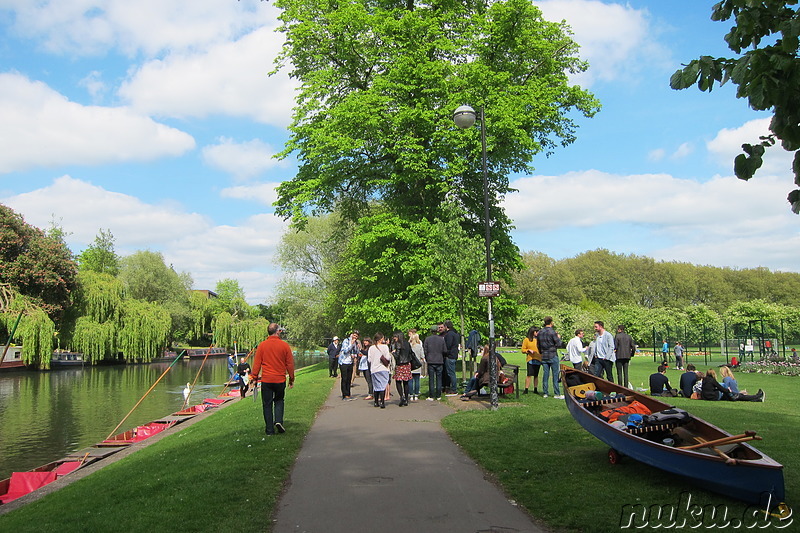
[{"left": 562, "top": 366, "right": 785, "bottom": 506}]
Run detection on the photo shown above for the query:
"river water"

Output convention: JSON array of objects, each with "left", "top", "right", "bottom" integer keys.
[{"left": 0, "top": 352, "right": 324, "bottom": 480}]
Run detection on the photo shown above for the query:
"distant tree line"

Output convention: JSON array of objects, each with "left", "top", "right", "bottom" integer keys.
[{"left": 0, "top": 204, "right": 281, "bottom": 367}]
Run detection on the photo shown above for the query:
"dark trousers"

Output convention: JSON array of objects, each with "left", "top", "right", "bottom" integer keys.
[
  {"left": 427, "top": 364, "right": 443, "bottom": 399},
  {"left": 599, "top": 359, "right": 614, "bottom": 382},
  {"left": 328, "top": 358, "right": 338, "bottom": 377},
  {"left": 340, "top": 363, "right": 353, "bottom": 398},
  {"left": 363, "top": 367, "right": 373, "bottom": 395},
  {"left": 239, "top": 375, "right": 250, "bottom": 397},
  {"left": 261, "top": 381, "right": 286, "bottom": 435},
  {"left": 615, "top": 360, "right": 630, "bottom": 387}
]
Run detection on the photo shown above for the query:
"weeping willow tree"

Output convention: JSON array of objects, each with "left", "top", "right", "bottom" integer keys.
[
  {"left": 117, "top": 299, "right": 171, "bottom": 362},
  {"left": 189, "top": 290, "right": 213, "bottom": 341},
  {"left": 1, "top": 287, "right": 55, "bottom": 368},
  {"left": 76, "top": 271, "right": 123, "bottom": 323},
  {"left": 72, "top": 317, "right": 117, "bottom": 363},
  {"left": 212, "top": 312, "right": 269, "bottom": 352},
  {"left": 69, "top": 271, "right": 124, "bottom": 363}
]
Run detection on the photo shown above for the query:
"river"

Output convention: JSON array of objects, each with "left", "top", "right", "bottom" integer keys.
[{"left": 0, "top": 351, "right": 324, "bottom": 480}]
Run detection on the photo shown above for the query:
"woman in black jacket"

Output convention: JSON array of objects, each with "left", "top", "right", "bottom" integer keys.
[
  {"left": 390, "top": 331, "right": 412, "bottom": 406},
  {"left": 701, "top": 369, "right": 764, "bottom": 402}
]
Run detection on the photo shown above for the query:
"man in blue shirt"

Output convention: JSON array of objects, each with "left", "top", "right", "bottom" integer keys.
[{"left": 338, "top": 331, "right": 361, "bottom": 400}]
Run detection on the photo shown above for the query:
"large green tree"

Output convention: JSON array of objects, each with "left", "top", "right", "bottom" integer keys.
[
  {"left": 77, "top": 228, "right": 119, "bottom": 276},
  {"left": 670, "top": 0, "right": 800, "bottom": 213},
  {"left": 273, "top": 0, "right": 599, "bottom": 273},
  {"left": 0, "top": 204, "right": 78, "bottom": 321}
]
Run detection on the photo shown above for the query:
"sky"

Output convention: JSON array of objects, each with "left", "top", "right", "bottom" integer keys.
[{"left": 1, "top": 0, "right": 798, "bottom": 305}]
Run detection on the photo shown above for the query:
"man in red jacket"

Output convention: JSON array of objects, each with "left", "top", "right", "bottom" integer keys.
[{"left": 251, "top": 323, "right": 295, "bottom": 435}]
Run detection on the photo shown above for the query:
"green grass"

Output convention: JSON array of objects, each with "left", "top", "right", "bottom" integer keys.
[
  {"left": 0, "top": 363, "right": 333, "bottom": 533},
  {"left": 442, "top": 355, "right": 798, "bottom": 532}
]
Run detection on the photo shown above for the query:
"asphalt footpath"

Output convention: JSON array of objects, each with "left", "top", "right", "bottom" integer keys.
[{"left": 271, "top": 380, "right": 547, "bottom": 533}]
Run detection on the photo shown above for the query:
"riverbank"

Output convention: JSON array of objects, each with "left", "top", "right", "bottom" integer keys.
[
  {"left": 0, "top": 363, "right": 333, "bottom": 531},
  {"left": 1, "top": 357, "right": 795, "bottom": 532}
]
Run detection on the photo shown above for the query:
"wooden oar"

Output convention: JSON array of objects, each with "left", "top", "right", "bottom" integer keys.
[
  {"left": 104, "top": 350, "right": 184, "bottom": 441},
  {"left": 691, "top": 437, "right": 738, "bottom": 465},
  {"left": 679, "top": 430, "right": 759, "bottom": 450}
]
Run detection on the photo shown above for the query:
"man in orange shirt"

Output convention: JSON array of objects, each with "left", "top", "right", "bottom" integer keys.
[{"left": 251, "top": 323, "right": 295, "bottom": 435}]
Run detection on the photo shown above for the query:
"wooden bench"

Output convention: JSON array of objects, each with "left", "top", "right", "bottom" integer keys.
[
  {"left": 501, "top": 363, "right": 520, "bottom": 399},
  {"left": 472, "top": 364, "right": 520, "bottom": 399}
]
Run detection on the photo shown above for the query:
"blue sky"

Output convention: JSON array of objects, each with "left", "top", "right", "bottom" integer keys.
[{"left": 1, "top": 0, "right": 798, "bottom": 304}]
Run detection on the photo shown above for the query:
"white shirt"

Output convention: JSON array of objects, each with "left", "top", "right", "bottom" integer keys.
[{"left": 566, "top": 336, "right": 587, "bottom": 364}]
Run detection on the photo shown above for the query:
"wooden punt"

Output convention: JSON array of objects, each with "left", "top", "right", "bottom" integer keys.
[{"left": 561, "top": 365, "right": 785, "bottom": 508}]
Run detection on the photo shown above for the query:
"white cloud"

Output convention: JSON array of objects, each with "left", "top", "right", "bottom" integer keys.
[
  {"left": 202, "top": 138, "right": 283, "bottom": 181},
  {"left": 118, "top": 26, "right": 297, "bottom": 128},
  {"left": 671, "top": 142, "right": 693, "bottom": 159},
  {"left": 0, "top": 73, "right": 195, "bottom": 174},
  {"left": 2, "top": 176, "right": 287, "bottom": 303},
  {"left": 647, "top": 148, "right": 665, "bottom": 162},
  {"left": 220, "top": 183, "right": 282, "bottom": 206},
  {"left": 505, "top": 168, "right": 799, "bottom": 271},
  {"left": 2, "top": 0, "right": 277, "bottom": 57},
  {"left": 536, "top": 0, "right": 668, "bottom": 86},
  {"left": 2, "top": 175, "right": 210, "bottom": 248},
  {"left": 707, "top": 118, "right": 794, "bottom": 175}
]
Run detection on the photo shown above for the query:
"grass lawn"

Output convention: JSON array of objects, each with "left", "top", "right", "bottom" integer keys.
[
  {"left": 442, "top": 352, "right": 797, "bottom": 531},
  {"left": 0, "top": 363, "right": 334, "bottom": 533}
]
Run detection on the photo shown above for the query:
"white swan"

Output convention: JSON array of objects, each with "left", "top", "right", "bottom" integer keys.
[{"left": 183, "top": 382, "right": 191, "bottom": 398}]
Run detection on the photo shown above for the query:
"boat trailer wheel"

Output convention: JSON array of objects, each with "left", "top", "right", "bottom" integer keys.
[{"left": 608, "top": 448, "right": 622, "bottom": 465}]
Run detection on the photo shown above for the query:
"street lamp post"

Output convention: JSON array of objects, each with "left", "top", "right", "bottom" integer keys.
[{"left": 453, "top": 104, "right": 498, "bottom": 411}]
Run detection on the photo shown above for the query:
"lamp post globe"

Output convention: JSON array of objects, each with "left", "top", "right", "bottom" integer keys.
[{"left": 453, "top": 105, "right": 477, "bottom": 129}]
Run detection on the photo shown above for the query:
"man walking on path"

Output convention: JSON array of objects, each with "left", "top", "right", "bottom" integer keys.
[
  {"left": 251, "top": 323, "right": 295, "bottom": 436},
  {"left": 593, "top": 321, "right": 615, "bottom": 383}
]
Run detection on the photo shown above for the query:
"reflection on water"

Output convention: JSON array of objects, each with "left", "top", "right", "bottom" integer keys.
[{"left": 0, "top": 352, "right": 324, "bottom": 480}]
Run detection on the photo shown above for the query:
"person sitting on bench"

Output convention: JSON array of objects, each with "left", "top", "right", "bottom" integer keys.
[{"left": 461, "top": 346, "right": 501, "bottom": 400}]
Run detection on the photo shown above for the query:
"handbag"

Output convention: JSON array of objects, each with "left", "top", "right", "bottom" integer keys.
[
  {"left": 380, "top": 354, "right": 390, "bottom": 367},
  {"left": 410, "top": 351, "right": 422, "bottom": 371}
]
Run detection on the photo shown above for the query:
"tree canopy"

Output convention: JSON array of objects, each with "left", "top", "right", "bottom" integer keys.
[
  {"left": 77, "top": 228, "right": 119, "bottom": 276},
  {"left": 274, "top": 0, "right": 599, "bottom": 272},
  {"left": 0, "top": 203, "right": 78, "bottom": 320},
  {"left": 670, "top": 0, "right": 800, "bottom": 213}
]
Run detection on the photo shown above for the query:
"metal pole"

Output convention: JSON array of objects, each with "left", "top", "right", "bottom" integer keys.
[{"left": 479, "top": 107, "right": 498, "bottom": 411}]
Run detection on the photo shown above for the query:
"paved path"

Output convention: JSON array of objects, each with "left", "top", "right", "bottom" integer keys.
[{"left": 271, "top": 381, "right": 547, "bottom": 533}]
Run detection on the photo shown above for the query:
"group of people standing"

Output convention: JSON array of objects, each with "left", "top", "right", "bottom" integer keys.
[
  {"left": 521, "top": 318, "right": 637, "bottom": 397},
  {"left": 325, "top": 320, "right": 462, "bottom": 407}
]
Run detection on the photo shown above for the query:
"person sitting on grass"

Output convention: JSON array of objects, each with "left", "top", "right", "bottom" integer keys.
[
  {"left": 679, "top": 364, "right": 700, "bottom": 398},
  {"left": 649, "top": 365, "right": 677, "bottom": 397},
  {"left": 701, "top": 368, "right": 764, "bottom": 402},
  {"left": 719, "top": 365, "right": 757, "bottom": 396}
]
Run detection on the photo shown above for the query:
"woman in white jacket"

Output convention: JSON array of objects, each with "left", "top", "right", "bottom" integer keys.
[{"left": 368, "top": 332, "right": 391, "bottom": 408}]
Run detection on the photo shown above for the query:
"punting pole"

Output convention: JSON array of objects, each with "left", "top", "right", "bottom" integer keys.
[
  {"left": 104, "top": 350, "right": 185, "bottom": 441},
  {"left": 0, "top": 310, "right": 24, "bottom": 366}
]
